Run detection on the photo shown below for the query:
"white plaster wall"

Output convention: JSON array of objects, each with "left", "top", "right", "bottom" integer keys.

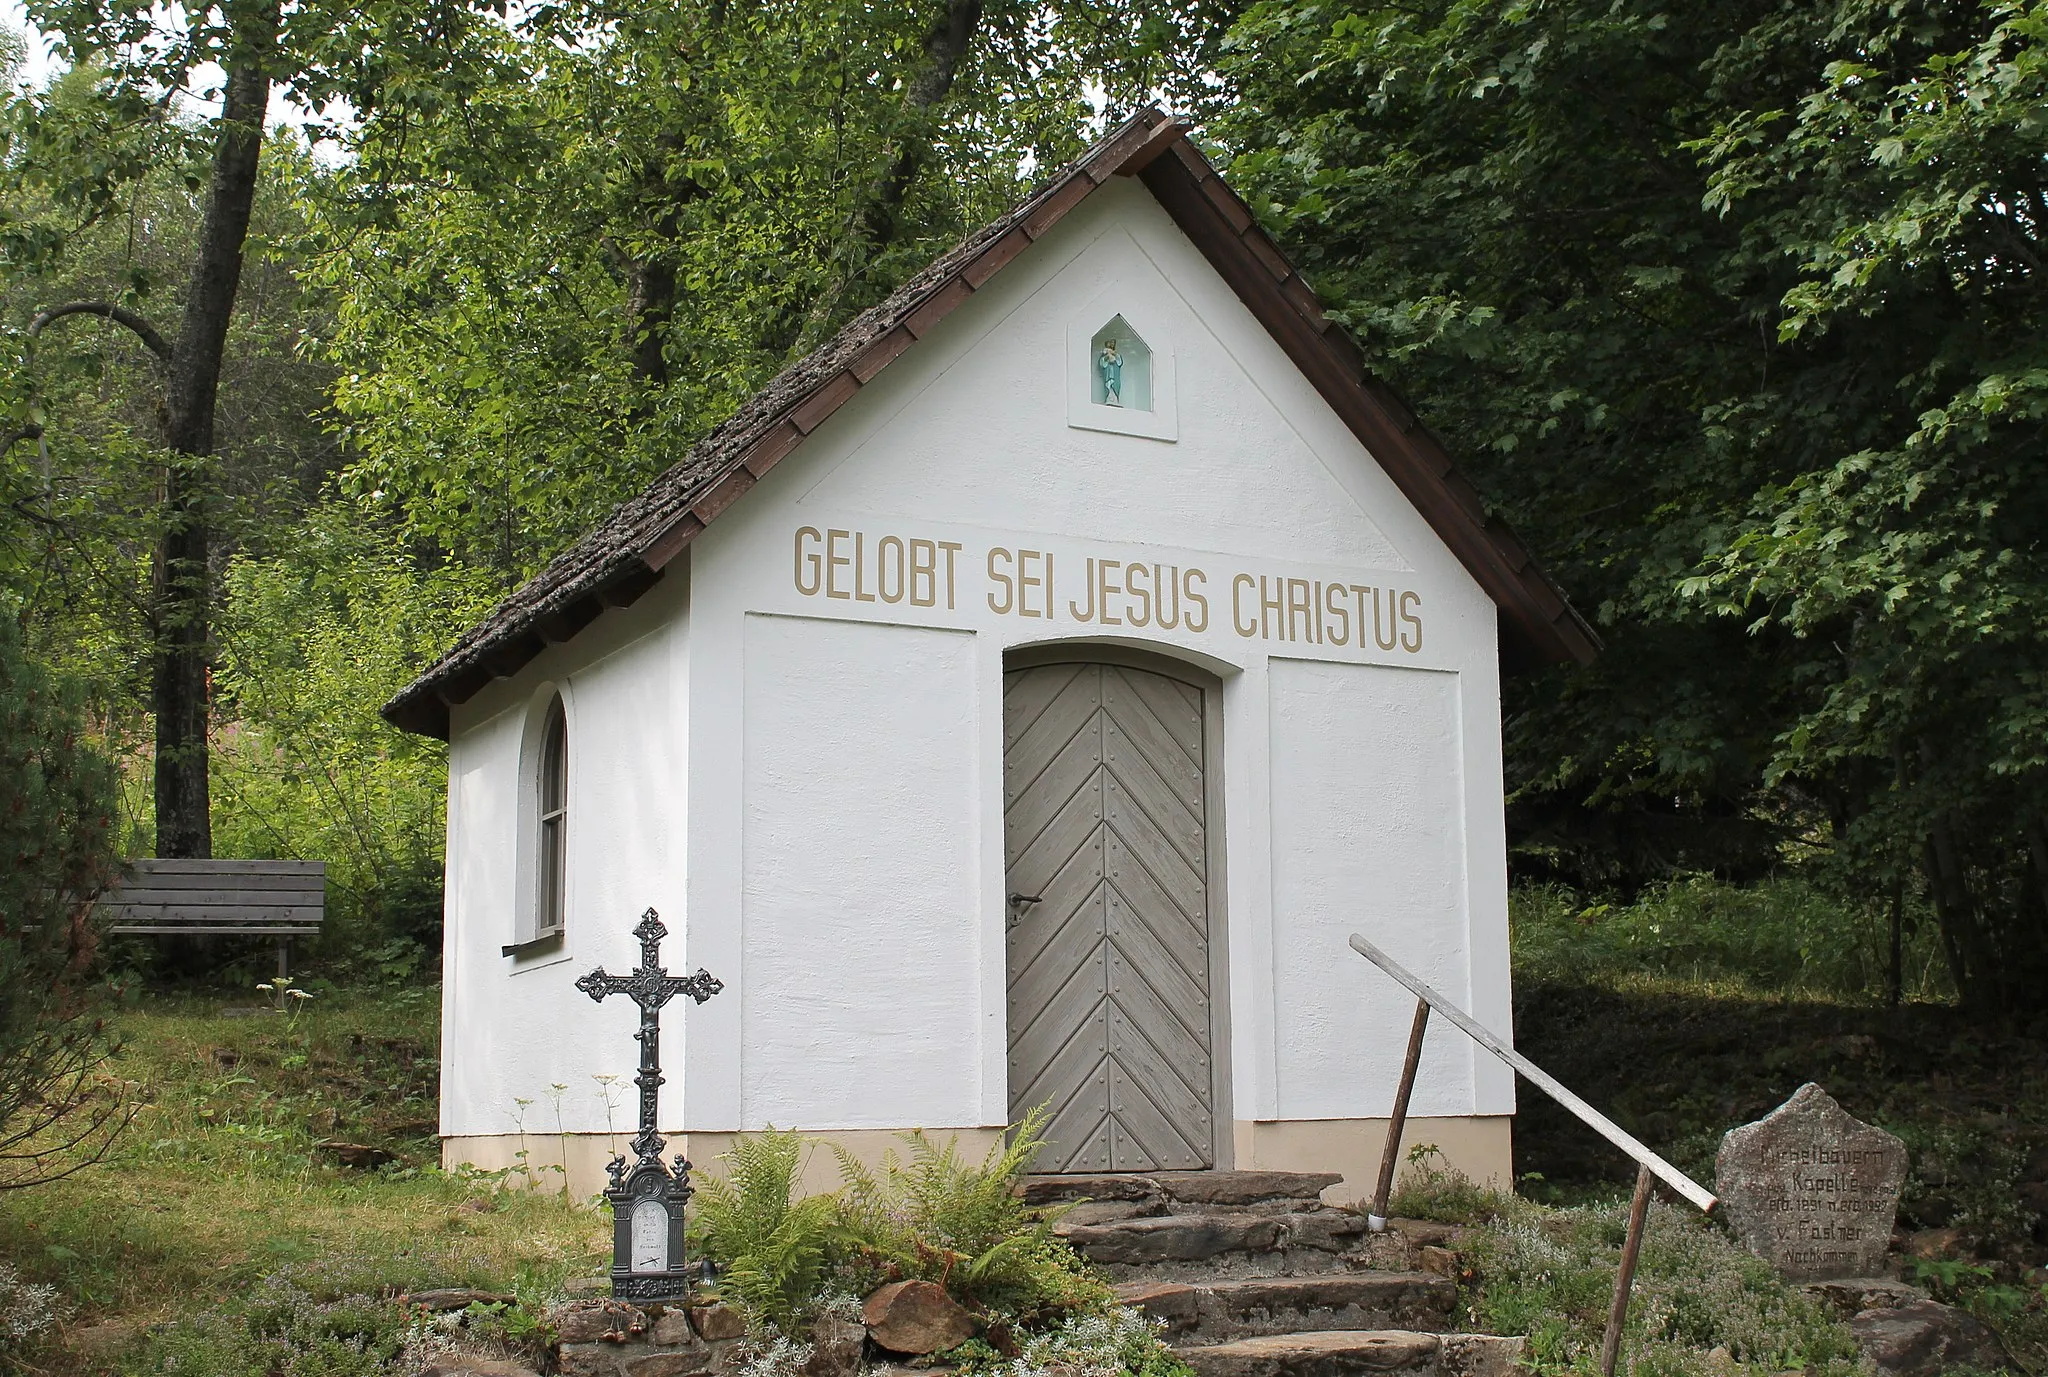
[
  {"left": 438, "top": 173, "right": 1519, "bottom": 1148},
  {"left": 739, "top": 614, "right": 982, "bottom": 1126},
  {"left": 439, "top": 572, "right": 691, "bottom": 1139},
  {"left": 673, "top": 176, "right": 1516, "bottom": 1136},
  {"left": 1267, "top": 659, "right": 1478, "bottom": 1118}
]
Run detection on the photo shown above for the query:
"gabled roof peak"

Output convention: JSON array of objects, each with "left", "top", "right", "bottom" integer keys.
[{"left": 384, "top": 108, "right": 1595, "bottom": 739}]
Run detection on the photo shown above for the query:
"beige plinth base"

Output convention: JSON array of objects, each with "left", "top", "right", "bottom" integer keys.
[
  {"left": 442, "top": 1116, "right": 1510, "bottom": 1203},
  {"left": 1234, "top": 1115, "right": 1514, "bottom": 1205}
]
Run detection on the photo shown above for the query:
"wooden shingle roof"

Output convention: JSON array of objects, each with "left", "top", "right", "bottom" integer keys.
[{"left": 384, "top": 108, "right": 1597, "bottom": 739}]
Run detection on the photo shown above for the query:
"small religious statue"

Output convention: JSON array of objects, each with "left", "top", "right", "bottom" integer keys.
[
  {"left": 1097, "top": 338, "right": 1124, "bottom": 407},
  {"left": 577, "top": 907, "right": 723, "bottom": 1301}
]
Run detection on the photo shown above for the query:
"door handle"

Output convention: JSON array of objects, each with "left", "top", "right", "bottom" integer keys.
[{"left": 1006, "top": 893, "right": 1042, "bottom": 928}]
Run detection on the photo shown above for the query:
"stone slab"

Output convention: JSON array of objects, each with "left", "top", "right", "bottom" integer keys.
[
  {"left": 1434, "top": 1335, "right": 1525, "bottom": 1377},
  {"left": 1181, "top": 1329, "right": 1442, "bottom": 1377},
  {"left": 1802, "top": 1277, "right": 1928, "bottom": 1319},
  {"left": 420, "top": 1359, "right": 543, "bottom": 1377},
  {"left": 1849, "top": 1299, "right": 2014, "bottom": 1377},
  {"left": 1020, "top": 1170, "right": 1344, "bottom": 1208},
  {"left": 1118, "top": 1273, "right": 1454, "bottom": 1342},
  {"left": 1715, "top": 1083, "right": 1907, "bottom": 1281},
  {"left": 1063, "top": 1212, "right": 1286, "bottom": 1264},
  {"left": 1157, "top": 1171, "right": 1346, "bottom": 1206}
]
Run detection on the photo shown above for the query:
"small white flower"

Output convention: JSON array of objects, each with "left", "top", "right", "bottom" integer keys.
[{"left": 287, "top": 988, "right": 313, "bottom": 1000}]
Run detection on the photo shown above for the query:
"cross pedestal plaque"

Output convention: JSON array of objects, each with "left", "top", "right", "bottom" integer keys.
[{"left": 576, "top": 907, "right": 723, "bottom": 1301}]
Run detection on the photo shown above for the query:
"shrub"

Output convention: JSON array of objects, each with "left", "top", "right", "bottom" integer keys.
[
  {"left": 211, "top": 507, "right": 499, "bottom": 970},
  {"left": 115, "top": 1271, "right": 409, "bottom": 1376},
  {"left": 1471, "top": 1200, "right": 1863, "bottom": 1377},
  {"left": 0, "top": 612, "right": 130, "bottom": 1188},
  {"left": 1510, "top": 876, "right": 1951, "bottom": 1003},
  {"left": 956, "top": 1306, "right": 1193, "bottom": 1377},
  {"left": 690, "top": 1128, "right": 841, "bottom": 1334},
  {"left": 0, "top": 1261, "right": 62, "bottom": 1348},
  {"left": 1386, "top": 1146, "right": 1529, "bottom": 1227},
  {"left": 693, "top": 1115, "right": 1118, "bottom": 1342},
  {"left": 834, "top": 1108, "right": 1104, "bottom": 1318}
]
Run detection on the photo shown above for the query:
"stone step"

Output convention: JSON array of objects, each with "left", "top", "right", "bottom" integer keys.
[
  {"left": 1022, "top": 1170, "right": 1344, "bottom": 1212},
  {"left": 1178, "top": 1331, "right": 1525, "bottom": 1377},
  {"left": 1059, "top": 1210, "right": 1373, "bottom": 1279},
  {"left": 1116, "top": 1273, "right": 1457, "bottom": 1342}
]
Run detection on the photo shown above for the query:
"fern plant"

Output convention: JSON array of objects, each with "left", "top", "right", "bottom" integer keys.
[
  {"left": 690, "top": 1129, "right": 842, "bottom": 1335},
  {"left": 835, "top": 1107, "right": 1099, "bottom": 1316}
]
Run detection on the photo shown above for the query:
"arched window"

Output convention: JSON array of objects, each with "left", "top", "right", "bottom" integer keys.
[{"left": 534, "top": 695, "right": 568, "bottom": 940}]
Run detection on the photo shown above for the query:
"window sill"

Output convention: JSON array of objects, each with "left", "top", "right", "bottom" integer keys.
[{"left": 502, "top": 931, "right": 564, "bottom": 959}]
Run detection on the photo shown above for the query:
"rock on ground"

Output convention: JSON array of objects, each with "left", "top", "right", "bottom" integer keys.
[
  {"left": 803, "top": 1312, "right": 868, "bottom": 1377},
  {"left": 1849, "top": 1299, "right": 2015, "bottom": 1377},
  {"left": 862, "top": 1280, "right": 975, "bottom": 1356}
]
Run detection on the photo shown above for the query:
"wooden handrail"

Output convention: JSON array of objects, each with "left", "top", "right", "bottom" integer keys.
[
  {"left": 1347, "top": 932, "right": 1717, "bottom": 1212},
  {"left": 1348, "top": 930, "right": 1716, "bottom": 1377}
]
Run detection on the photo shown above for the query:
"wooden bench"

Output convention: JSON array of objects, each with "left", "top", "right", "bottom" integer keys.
[{"left": 100, "top": 859, "right": 325, "bottom": 977}]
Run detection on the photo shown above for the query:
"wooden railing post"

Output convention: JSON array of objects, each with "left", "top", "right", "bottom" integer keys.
[
  {"left": 1368, "top": 996, "right": 1430, "bottom": 1230},
  {"left": 1346, "top": 932, "right": 1718, "bottom": 1214},
  {"left": 1599, "top": 1164, "right": 1655, "bottom": 1377}
]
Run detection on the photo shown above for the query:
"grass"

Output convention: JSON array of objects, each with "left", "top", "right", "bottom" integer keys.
[
  {"left": 1390, "top": 1159, "right": 1865, "bottom": 1377},
  {"left": 0, "top": 984, "right": 607, "bottom": 1373},
  {"left": 1507, "top": 877, "right": 2048, "bottom": 1371},
  {"left": 3, "top": 872, "right": 2045, "bottom": 1372}
]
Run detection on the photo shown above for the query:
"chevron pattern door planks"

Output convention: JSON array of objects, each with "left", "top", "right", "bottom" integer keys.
[{"left": 1004, "top": 662, "right": 1215, "bottom": 1172}]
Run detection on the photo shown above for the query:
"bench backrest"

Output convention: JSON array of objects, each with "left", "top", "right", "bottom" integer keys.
[{"left": 101, "top": 859, "right": 325, "bottom": 935}]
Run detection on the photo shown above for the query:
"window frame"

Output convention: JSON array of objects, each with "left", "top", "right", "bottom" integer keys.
[
  {"left": 504, "top": 687, "right": 573, "bottom": 960},
  {"left": 534, "top": 695, "right": 568, "bottom": 941}
]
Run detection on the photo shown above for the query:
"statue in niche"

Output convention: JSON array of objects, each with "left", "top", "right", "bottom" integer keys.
[{"left": 1097, "top": 338, "right": 1124, "bottom": 407}]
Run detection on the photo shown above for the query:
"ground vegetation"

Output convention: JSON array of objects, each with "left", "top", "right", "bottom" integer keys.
[
  {"left": 1390, "top": 1160, "right": 1867, "bottom": 1377},
  {"left": 690, "top": 1114, "right": 1173, "bottom": 1376},
  {"left": 1508, "top": 882, "right": 2048, "bottom": 1367},
  {"left": 0, "top": 985, "right": 602, "bottom": 1373}
]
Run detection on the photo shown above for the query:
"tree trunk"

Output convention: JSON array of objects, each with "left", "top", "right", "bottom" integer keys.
[
  {"left": 623, "top": 254, "right": 678, "bottom": 386},
  {"left": 149, "top": 0, "right": 279, "bottom": 858},
  {"left": 1923, "top": 823, "right": 1996, "bottom": 1013},
  {"left": 1885, "top": 873, "right": 1903, "bottom": 1008},
  {"left": 788, "top": 0, "right": 983, "bottom": 352}
]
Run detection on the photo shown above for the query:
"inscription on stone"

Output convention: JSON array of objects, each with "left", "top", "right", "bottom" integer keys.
[{"left": 1715, "top": 1083, "right": 1906, "bottom": 1281}]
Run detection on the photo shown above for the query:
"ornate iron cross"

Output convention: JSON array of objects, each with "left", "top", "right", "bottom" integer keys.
[{"left": 576, "top": 907, "right": 723, "bottom": 1167}]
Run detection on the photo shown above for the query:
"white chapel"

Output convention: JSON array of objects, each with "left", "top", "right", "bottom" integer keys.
[{"left": 384, "top": 109, "right": 1598, "bottom": 1200}]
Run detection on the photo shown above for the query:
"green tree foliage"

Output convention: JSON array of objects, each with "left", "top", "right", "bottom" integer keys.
[
  {"left": 0, "top": 612, "right": 128, "bottom": 1187},
  {"left": 1, "top": 132, "right": 343, "bottom": 705},
  {"left": 1216, "top": 0, "right": 2048, "bottom": 1010},
  {"left": 212, "top": 506, "right": 498, "bottom": 956},
  {"left": 3, "top": 0, "right": 526, "bottom": 857},
  {"left": 310, "top": 0, "right": 1229, "bottom": 574}
]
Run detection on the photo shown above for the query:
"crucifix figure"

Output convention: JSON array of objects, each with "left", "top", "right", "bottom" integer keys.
[{"left": 576, "top": 906, "right": 723, "bottom": 1300}]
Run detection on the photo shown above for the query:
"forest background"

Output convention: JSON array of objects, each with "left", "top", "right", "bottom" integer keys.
[{"left": 3, "top": 0, "right": 2047, "bottom": 1016}]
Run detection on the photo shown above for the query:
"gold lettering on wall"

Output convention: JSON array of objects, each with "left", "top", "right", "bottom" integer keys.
[
  {"left": 794, "top": 526, "right": 823, "bottom": 595},
  {"left": 794, "top": 528, "right": 1411, "bottom": 653}
]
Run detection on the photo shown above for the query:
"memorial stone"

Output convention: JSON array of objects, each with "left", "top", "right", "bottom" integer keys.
[{"left": 1715, "top": 1083, "right": 1907, "bottom": 1281}]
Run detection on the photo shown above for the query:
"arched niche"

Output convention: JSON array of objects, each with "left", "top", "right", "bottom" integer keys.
[{"left": 1089, "top": 315, "right": 1154, "bottom": 412}]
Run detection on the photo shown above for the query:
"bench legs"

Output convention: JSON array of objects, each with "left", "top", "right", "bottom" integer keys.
[{"left": 277, "top": 938, "right": 290, "bottom": 981}]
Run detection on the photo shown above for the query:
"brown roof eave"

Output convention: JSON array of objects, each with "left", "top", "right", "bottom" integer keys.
[{"left": 1131, "top": 145, "right": 1599, "bottom": 668}]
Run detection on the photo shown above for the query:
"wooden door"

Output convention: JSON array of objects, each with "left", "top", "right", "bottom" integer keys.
[{"left": 1003, "top": 660, "right": 1215, "bottom": 1172}]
